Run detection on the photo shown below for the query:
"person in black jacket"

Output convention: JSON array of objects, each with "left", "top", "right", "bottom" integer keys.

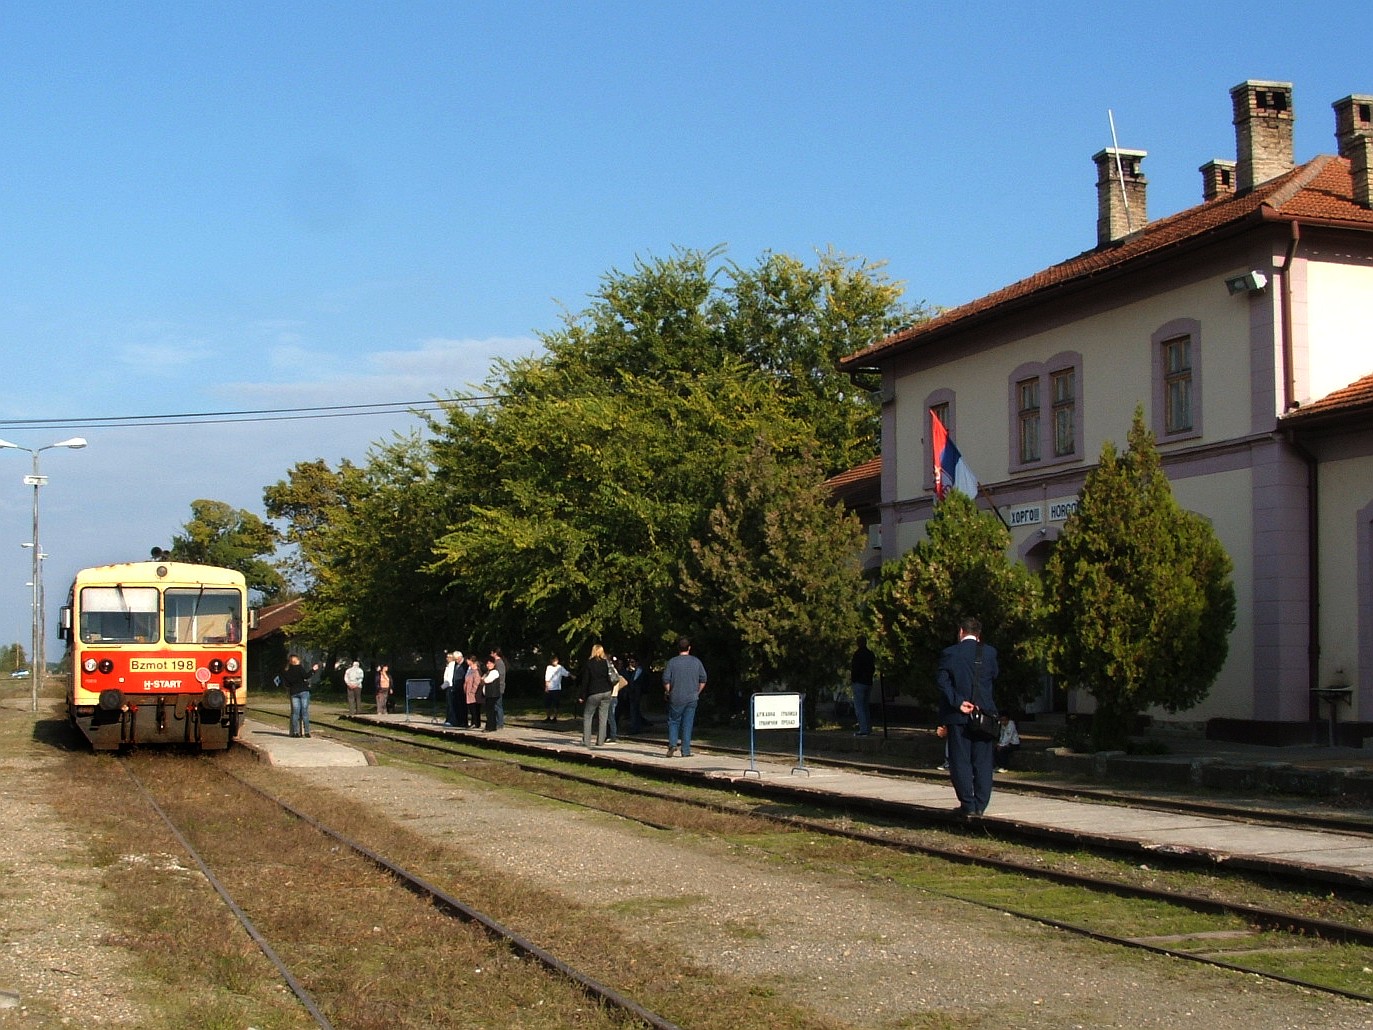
[
  {"left": 579, "top": 643, "right": 617, "bottom": 748},
  {"left": 936, "top": 617, "right": 999, "bottom": 816},
  {"left": 282, "top": 654, "right": 317, "bottom": 738}
]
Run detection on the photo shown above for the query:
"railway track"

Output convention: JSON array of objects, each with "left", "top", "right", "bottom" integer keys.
[
  {"left": 254, "top": 706, "right": 1373, "bottom": 1003},
  {"left": 304, "top": 709, "right": 1373, "bottom": 882},
  {"left": 116, "top": 752, "right": 684, "bottom": 1029}
]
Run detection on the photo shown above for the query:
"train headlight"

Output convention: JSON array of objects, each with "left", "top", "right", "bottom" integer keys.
[
  {"left": 98, "top": 659, "right": 114, "bottom": 674},
  {"left": 83, "top": 658, "right": 98, "bottom": 673},
  {"left": 225, "top": 657, "right": 239, "bottom": 673},
  {"left": 208, "top": 659, "right": 224, "bottom": 674}
]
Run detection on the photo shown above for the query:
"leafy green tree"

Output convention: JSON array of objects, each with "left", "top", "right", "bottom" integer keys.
[
  {"left": 682, "top": 437, "right": 868, "bottom": 726},
  {"left": 871, "top": 490, "right": 1043, "bottom": 712},
  {"left": 268, "top": 438, "right": 467, "bottom": 666},
  {"left": 522, "top": 247, "right": 919, "bottom": 476},
  {"left": 170, "top": 499, "right": 285, "bottom": 602},
  {"left": 263, "top": 457, "right": 359, "bottom": 591},
  {"left": 428, "top": 248, "right": 919, "bottom": 664},
  {"left": 430, "top": 363, "right": 802, "bottom": 661},
  {"left": 1041, "top": 410, "right": 1236, "bottom": 751}
]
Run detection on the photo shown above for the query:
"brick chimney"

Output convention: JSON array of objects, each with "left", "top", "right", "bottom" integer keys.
[
  {"left": 1093, "top": 147, "right": 1147, "bottom": 245},
  {"left": 1333, "top": 94, "right": 1373, "bottom": 208},
  {"left": 1231, "top": 80, "right": 1295, "bottom": 192},
  {"left": 1199, "top": 159, "right": 1237, "bottom": 201}
]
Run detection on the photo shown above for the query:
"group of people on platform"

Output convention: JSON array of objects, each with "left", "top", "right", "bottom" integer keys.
[
  {"left": 437, "top": 648, "right": 508, "bottom": 732},
  {"left": 566, "top": 637, "right": 708, "bottom": 756},
  {"left": 284, "top": 619, "right": 1012, "bottom": 818},
  {"left": 282, "top": 648, "right": 507, "bottom": 737}
]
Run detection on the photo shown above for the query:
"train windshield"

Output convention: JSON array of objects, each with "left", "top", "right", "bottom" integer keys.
[
  {"left": 79, "top": 586, "right": 160, "bottom": 644},
  {"left": 164, "top": 587, "right": 242, "bottom": 644}
]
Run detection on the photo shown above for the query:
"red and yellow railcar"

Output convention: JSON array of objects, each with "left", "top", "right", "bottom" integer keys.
[{"left": 59, "top": 561, "right": 251, "bottom": 751}]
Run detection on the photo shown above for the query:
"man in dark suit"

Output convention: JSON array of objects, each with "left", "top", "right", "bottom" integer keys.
[{"left": 937, "top": 616, "right": 999, "bottom": 816}]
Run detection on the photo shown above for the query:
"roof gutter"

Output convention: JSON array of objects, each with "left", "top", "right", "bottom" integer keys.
[
  {"left": 1281, "top": 426, "right": 1321, "bottom": 717},
  {"left": 1277, "top": 220, "right": 1301, "bottom": 412}
]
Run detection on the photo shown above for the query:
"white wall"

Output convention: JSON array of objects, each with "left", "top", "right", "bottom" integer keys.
[{"left": 1305, "top": 259, "right": 1373, "bottom": 403}]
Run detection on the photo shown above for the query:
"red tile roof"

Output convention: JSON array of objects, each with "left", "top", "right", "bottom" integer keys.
[
  {"left": 1281, "top": 372, "right": 1373, "bottom": 427},
  {"left": 825, "top": 454, "right": 881, "bottom": 490},
  {"left": 825, "top": 455, "right": 881, "bottom": 509},
  {"left": 840, "top": 154, "right": 1373, "bottom": 370}
]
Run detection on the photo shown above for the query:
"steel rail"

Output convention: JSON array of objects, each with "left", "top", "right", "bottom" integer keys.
[
  {"left": 219, "top": 767, "right": 682, "bottom": 1030},
  {"left": 727, "top": 747, "right": 1373, "bottom": 837},
  {"left": 118, "top": 760, "right": 336, "bottom": 1030},
  {"left": 277, "top": 711, "right": 1373, "bottom": 1002},
  {"left": 277, "top": 712, "right": 1373, "bottom": 938},
  {"left": 297, "top": 709, "right": 1373, "bottom": 889}
]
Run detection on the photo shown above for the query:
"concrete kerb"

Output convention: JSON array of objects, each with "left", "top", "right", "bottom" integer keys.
[{"left": 1026, "top": 745, "right": 1373, "bottom": 801}]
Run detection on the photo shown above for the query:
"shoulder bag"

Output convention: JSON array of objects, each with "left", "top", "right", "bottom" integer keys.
[{"left": 965, "top": 642, "right": 998, "bottom": 740}]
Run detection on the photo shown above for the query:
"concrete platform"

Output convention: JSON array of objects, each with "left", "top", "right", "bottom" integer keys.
[
  {"left": 361, "top": 715, "right": 1373, "bottom": 889},
  {"left": 236, "top": 718, "right": 373, "bottom": 768}
]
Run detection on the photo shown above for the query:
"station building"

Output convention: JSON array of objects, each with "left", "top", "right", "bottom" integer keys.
[{"left": 837, "top": 81, "right": 1373, "bottom": 741}]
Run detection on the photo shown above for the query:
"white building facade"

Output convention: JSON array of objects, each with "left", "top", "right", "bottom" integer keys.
[{"left": 839, "top": 82, "right": 1373, "bottom": 739}]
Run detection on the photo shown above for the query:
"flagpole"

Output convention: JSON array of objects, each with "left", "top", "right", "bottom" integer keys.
[{"left": 977, "top": 484, "right": 1012, "bottom": 531}]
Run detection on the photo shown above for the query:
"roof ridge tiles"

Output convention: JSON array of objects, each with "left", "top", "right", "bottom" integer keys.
[{"left": 840, "top": 154, "right": 1372, "bottom": 370}]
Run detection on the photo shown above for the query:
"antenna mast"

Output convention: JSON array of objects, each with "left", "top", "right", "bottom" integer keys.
[{"left": 1108, "top": 109, "right": 1135, "bottom": 234}]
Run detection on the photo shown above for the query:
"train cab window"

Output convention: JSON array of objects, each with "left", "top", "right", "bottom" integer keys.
[
  {"left": 79, "top": 587, "right": 160, "bottom": 644},
  {"left": 163, "top": 587, "right": 244, "bottom": 644}
]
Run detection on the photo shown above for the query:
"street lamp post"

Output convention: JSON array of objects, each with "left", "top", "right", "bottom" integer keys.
[{"left": 0, "top": 437, "right": 87, "bottom": 711}]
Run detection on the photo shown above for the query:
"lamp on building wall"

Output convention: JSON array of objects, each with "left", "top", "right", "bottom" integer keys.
[{"left": 1224, "top": 270, "right": 1268, "bottom": 295}]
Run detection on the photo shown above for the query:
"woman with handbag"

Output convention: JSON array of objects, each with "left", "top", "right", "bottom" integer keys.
[
  {"left": 579, "top": 643, "right": 618, "bottom": 748},
  {"left": 936, "top": 617, "right": 1000, "bottom": 817}
]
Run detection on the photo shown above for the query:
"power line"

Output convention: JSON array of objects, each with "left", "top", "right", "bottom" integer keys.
[{"left": 0, "top": 396, "right": 500, "bottom": 432}]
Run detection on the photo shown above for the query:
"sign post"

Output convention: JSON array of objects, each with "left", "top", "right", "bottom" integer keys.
[
  {"left": 746, "top": 692, "right": 808, "bottom": 777},
  {"left": 404, "top": 678, "right": 433, "bottom": 722}
]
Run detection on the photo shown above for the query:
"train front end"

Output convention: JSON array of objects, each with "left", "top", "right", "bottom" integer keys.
[{"left": 62, "top": 562, "right": 249, "bottom": 751}]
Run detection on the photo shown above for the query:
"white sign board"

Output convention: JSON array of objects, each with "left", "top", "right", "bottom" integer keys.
[{"left": 752, "top": 692, "right": 801, "bottom": 730}]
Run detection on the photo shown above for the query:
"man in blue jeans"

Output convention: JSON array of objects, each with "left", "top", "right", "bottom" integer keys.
[{"left": 662, "top": 636, "right": 707, "bottom": 758}]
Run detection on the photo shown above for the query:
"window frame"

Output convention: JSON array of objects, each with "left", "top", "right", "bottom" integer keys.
[
  {"left": 1150, "top": 319, "right": 1203, "bottom": 443},
  {"left": 1007, "top": 351, "right": 1083, "bottom": 474}
]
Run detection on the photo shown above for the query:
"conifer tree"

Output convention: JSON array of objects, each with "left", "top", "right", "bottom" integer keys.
[
  {"left": 871, "top": 490, "right": 1042, "bottom": 710},
  {"left": 1041, "top": 409, "right": 1236, "bottom": 750},
  {"left": 682, "top": 437, "right": 867, "bottom": 726}
]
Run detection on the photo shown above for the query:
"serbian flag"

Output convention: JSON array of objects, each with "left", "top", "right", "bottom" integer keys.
[{"left": 930, "top": 409, "right": 979, "bottom": 500}]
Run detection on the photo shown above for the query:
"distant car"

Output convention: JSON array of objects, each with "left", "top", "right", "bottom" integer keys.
[{"left": 9, "top": 670, "right": 29, "bottom": 678}]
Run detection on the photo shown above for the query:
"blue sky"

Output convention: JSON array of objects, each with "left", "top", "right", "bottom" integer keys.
[{"left": 0, "top": 1, "right": 1366, "bottom": 654}]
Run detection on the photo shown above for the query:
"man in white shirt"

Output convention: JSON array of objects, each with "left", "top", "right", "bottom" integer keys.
[
  {"left": 442, "top": 650, "right": 464, "bottom": 726},
  {"left": 343, "top": 660, "right": 365, "bottom": 715}
]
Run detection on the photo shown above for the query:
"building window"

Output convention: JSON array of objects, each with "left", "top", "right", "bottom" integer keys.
[
  {"left": 930, "top": 400, "right": 950, "bottom": 432},
  {"left": 1017, "top": 379, "right": 1040, "bottom": 463},
  {"left": 1051, "top": 369, "right": 1075, "bottom": 457},
  {"left": 1151, "top": 319, "right": 1202, "bottom": 442},
  {"left": 1163, "top": 336, "right": 1192, "bottom": 433},
  {"left": 1008, "top": 351, "right": 1082, "bottom": 474}
]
